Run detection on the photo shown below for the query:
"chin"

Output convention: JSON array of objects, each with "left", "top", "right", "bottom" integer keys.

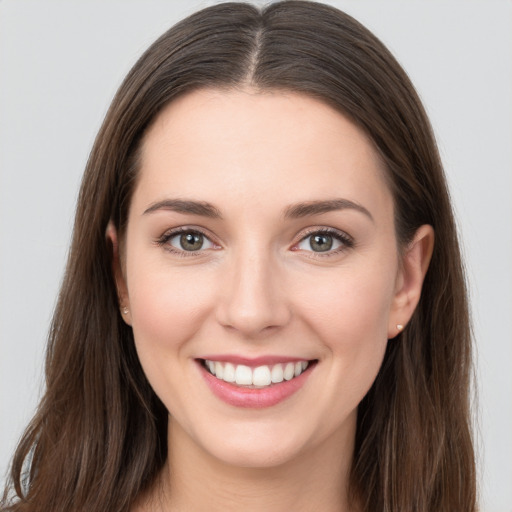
[
  {"left": 204, "top": 435, "right": 307, "bottom": 469},
  {"left": 185, "top": 410, "right": 344, "bottom": 471}
]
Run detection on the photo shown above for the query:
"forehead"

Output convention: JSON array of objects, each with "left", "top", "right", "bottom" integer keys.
[{"left": 134, "top": 88, "right": 392, "bottom": 219}]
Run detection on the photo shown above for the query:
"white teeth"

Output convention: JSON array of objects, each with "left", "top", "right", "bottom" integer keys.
[
  {"left": 253, "top": 366, "right": 272, "bottom": 386},
  {"left": 214, "top": 361, "right": 224, "bottom": 380},
  {"left": 223, "top": 362, "right": 235, "bottom": 383},
  {"left": 235, "top": 365, "right": 253, "bottom": 385},
  {"left": 271, "top": 364, "right": 284, "bottom": 383},
  {"left": 204, "top": 359, "right": 310, "bottom": 387},
  {"left": 283, "top": 362, "right": 295, "bottom": 381}
]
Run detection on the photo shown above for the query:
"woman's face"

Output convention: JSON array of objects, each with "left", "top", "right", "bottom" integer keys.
[{"left": 116, "top": 88, "right": 427, "bottom": 469}]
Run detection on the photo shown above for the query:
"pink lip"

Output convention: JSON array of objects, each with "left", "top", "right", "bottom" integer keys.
[
  {"left": 197, "top": 359, "right": 316, "bottom": 409},
  {"left": 199, "top": 354, "right": 308, "bottom": 367}
]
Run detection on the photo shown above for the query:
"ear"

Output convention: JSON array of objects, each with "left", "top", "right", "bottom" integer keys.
[
  {"left": 388, "top": 224, "right": 434, "bottom": 338},
  {"left": 106, "top": 221, "right": 132, "bottom": 325}
]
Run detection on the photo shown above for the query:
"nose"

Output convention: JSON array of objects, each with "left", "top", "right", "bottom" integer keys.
[{"left": 215, "top": 248, "right": 291, "bottom": 338}]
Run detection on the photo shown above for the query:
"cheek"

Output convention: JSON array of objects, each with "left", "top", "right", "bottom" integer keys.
[
  {"left": 127, "top": 261, "right": 217, "bottom": 359},
  {"left": 294, "top": 264, "right": 394, "bottom": 397},
  {"left": 125, "top": 262, "right": 220, "bottom": 418},
  {"left": 297, "top": 264, "right": 395, "bottom": 343}
]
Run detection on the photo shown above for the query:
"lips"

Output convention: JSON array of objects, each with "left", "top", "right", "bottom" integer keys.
[{"left": 197, "top": 357, "right": 317, "bottom": 408}]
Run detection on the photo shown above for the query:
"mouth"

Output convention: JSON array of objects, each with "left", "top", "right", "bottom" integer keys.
[
  {"left": 201, "top": 359, "right": 312, "bottom": 388},
  {"left": 196, "top": 357, "right": 318, "bottom": 408}
]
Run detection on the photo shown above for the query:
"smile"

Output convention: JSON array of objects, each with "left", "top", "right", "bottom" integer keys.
[
  {"left": 203, "top": 359, "right": 310, "bottom": 388},
  {"left": 197, "top": 357, "right": 317, "bottom": 408}
]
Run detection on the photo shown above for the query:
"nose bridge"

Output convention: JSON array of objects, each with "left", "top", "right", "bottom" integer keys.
[{"left": 216, "top": 239, "right": 290, "bottom": 336}]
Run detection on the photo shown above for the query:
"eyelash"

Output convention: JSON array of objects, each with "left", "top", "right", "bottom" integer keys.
[
  {"left": 293, "top": 227, "right": 354, "bottom": 257},
  {"left": 155, "top": 227, "right": 215, "bottom": 258},
  {"left": 155, "top": 226, "right": 354, "bottom": 258}
]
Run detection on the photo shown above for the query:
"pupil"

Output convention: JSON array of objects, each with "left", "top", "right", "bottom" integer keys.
[
  {"left": 311, "top": 234, "right": 333, "bottom": 252},
  {"left": 180, "top": 232, "right": 203, "bottom": 251}
]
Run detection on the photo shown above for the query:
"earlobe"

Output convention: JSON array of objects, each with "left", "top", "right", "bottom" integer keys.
[
  {"left": 389, "top": 224, "right": 434, "bottom": 338},
  {"left": 106, "top": 221, "right": 132, "bottom": 325}
]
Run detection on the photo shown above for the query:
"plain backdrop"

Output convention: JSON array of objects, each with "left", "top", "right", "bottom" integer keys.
[{"left": 1, "top": 1, "right": 511, "bottom": 510}]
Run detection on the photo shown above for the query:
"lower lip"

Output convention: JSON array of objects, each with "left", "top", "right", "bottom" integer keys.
[{"left": 198, "top": 360, "right": 315, "bottom": 409}]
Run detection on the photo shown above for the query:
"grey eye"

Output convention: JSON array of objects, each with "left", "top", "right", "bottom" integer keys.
[
  {"left": 309, "top": 234, "right": 333, "bottom": 252},
  {"left": 297, "top": 232, "right": 344, "bottom": 253},
  {"left": 169, "top": 231, "right": 214, "bottom": 252}
]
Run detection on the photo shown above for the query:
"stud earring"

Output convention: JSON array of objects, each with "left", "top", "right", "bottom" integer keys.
[
  {"left": 122, "top": 307, "right": 129, "bottom": 315},
  {"left": 396, "top": 324, "right": 404, "bottom": 332}
]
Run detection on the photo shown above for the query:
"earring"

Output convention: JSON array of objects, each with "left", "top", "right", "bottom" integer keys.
[
  {"left": 122, "top": 307, "right": 129, "bottom": 315},
  {"left": 396, "top": 324, "right": 404, "bottom": 332}
]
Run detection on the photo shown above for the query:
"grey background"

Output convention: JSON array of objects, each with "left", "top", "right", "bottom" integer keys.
[{"left": 1, "top": 1, "right": 511, "bottom": 510}]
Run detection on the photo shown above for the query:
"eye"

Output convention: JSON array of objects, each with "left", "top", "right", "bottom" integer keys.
[
  {"left": 159, "top": 229, "right": 217, "bottom": 253},
  {"left": 295, "top": 229, "right": 353, "bottom": 254},
  {"left": 169, "top": 231, "right": 215, "bottom": 252}
]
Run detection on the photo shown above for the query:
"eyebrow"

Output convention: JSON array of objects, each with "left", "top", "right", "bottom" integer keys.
[
  {"left": 283, "top": 199, "right": 374, "bottom": 222},
  {"left": 143, "top": 199, "right": 223, "bottom": 219},
  {"left": 142, "top": 197, "right": 373, "bottom": 222}
]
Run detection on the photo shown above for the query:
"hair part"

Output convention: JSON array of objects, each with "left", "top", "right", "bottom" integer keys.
[{"left": 2, "top": 2, "right": 476, "bottom": 511}]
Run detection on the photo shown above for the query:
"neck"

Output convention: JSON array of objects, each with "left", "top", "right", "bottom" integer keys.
[{"left": 139, "top": 416, "right": 358, "bottom": 512}]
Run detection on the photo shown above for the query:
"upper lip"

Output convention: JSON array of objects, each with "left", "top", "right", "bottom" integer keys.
[{"left": 198, "top": 354, "right": 314, "bottom": 367}]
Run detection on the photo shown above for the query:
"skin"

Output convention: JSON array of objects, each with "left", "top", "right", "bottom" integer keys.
[{"left": 108, "top": 88, "right": 433, "bottom": 512}]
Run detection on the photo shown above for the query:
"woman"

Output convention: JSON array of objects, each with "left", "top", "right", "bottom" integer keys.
[{"left": 1, "top": 1, "right": 477, "bottom": 511}]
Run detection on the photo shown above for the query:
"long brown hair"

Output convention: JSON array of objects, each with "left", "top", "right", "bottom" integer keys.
[{"left": 1, "top": 2, "right": 476, "bottom": 511}]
